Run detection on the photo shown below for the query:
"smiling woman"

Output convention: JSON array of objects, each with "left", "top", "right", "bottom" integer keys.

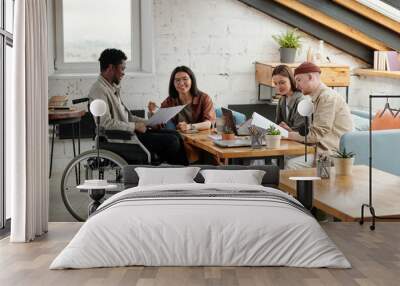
[{"left": 148, "top": 66, "right": 216, "bottom": 132}]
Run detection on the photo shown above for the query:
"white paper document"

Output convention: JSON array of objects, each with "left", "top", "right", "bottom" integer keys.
[
  {"left": 251, "top": 112, "right": 289, "bottom": 138},
  {"left": 146, "top": 105, "right": 186, "bottom": 127}
]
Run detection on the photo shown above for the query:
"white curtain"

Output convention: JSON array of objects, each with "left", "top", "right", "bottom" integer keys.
[{"left": 8, "top": 0, "right": 49, "bottom": 242}]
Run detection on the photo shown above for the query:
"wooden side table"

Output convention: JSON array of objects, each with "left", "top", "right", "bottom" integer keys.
[
  {"left": 77, "top": 180, "right": 117, "bottom": 215},
  {"left": 255, "top": 62, "right": 350, "bottom": 102},
  {"left": 48, "top": 108, "right": 86, "bottom": 178}
]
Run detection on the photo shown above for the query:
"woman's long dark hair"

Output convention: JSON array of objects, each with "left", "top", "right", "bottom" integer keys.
[
  {"left": 168, "top": 66, "right": 201, "bottom": 99},
  {"left": 272, "top": 65, "right": 299, "bottom": 92}
]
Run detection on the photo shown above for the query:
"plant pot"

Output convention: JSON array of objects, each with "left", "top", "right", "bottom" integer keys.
[
  {"left": 280, "top": 48, "right": 297, "bottom": 63},
  {"left": 265, "top": 135, "right": 281, "bottom": 148},
  {"left": 333, "top": 157, "right": 354, "bottom": 176},
  {"left": 222, "top": 133, "right": 235, "bottom": 140}
]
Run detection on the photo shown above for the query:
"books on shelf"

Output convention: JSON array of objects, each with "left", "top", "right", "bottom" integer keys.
[{"left": 374, "top": 51, "right": 400, "bottom": 71}]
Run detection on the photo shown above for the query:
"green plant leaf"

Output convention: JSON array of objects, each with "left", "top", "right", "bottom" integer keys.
[
  {"left": 272, "top": 29, "right": 302, "bottom": 49},
  {"left": 331, "top": 148, "right": 355, "bottom": 158},
  {"left": 266, "top": 125, "right": 281, "bottom": 135}
]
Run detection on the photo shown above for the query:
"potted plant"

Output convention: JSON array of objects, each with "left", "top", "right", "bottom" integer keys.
[
  {"left": 331, "top": 148, "right": 355, "bottom": 176},
  {"left": 265, "top": 125, "right": 281, "bottom": 148},
  {"left": 221, "top": 125, "right": 235, "bottom": 140},
  {"left": 272, "top": 29, "right": 302, "bottom": 63}
]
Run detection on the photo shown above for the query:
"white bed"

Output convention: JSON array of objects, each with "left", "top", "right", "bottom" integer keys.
[{"left": 50, "top": 183, "right": 351, "bottom": 269}]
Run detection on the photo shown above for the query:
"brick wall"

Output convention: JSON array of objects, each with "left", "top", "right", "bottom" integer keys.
[{"left": 49, "top": 0, "right": 400, "bottom": 114}]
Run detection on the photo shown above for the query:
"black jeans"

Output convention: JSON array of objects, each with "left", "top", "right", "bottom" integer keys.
[{"left": 137, "top": 129, "right": 188, "bottom": 165}]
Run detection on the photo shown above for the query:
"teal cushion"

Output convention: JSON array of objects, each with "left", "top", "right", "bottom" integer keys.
[
  {"left": 352, "top": 114, "right": 369, "bottom": 131},
  {"left": 215, "top": 108, "right": 246, "bottom": 125}
]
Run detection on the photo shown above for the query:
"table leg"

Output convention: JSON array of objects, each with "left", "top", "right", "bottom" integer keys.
[
  {"left": 71, "top": 124, "right": 78, "bottom": 185},
  {"left": 345, "top": 86, "right": 349, "bottom": 103},
  {"left": 277, "top": 156, "right": 284, "bottom": 169},
  {"left": 296, "top": 180, "right": 313, "bottom": 210},
  {"left": 49, "top": 124, "right": 56, "bottom": 178},
  {"left": 88, "top": 189, "right": 105, "bottom": 215},
  {"left": 78, "top": 121, "right": 81, "bottom": 184}
]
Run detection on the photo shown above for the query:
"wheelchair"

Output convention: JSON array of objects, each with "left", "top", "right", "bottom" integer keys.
[{"left": 60, "top": 99, "right": 153, "bottom": 222}]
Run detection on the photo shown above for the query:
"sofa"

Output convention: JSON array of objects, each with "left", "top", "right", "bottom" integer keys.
[{"left": 340, "top": 110, "right": 400, "bottom": 176}]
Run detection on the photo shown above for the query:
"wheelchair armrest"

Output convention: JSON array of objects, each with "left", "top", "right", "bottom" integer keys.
[{"left": 104, "top": 129, "right": 133, "bottom": 140}]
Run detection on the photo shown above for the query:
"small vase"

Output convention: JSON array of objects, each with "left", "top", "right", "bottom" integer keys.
[
  {"left": 333, "top": 157, "right": 354, "bottom": 176},
  {"left": 280, "top": 48, "right": 296, "bottom": 63},
  {"left": 265, "top": 135, "right": 281, "bottom": 149},
  {"left": 222, "top": 133, "right": 235, "bottom": 140}
]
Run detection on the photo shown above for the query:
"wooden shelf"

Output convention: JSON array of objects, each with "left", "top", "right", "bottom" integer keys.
[
  {"left": 256, "top": 62, "right": 350, "bottom": 87},
  {"left": 354, "top": 69, "right": 400, "bottom": 79}
]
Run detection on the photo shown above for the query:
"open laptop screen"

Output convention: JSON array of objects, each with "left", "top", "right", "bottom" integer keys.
[{"left": 221, "top": 107, "right": 238, "bottom": 135}]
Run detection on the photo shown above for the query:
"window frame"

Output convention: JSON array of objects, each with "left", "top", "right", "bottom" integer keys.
[{"left": 53, "top": 0, "right": 154, "bottom": 75}]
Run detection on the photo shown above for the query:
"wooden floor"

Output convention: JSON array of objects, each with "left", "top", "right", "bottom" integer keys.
[{"left": 1, "top": 222, "right": 399, "bottom": 286}]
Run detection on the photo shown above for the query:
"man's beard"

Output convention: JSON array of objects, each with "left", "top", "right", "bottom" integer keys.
[{"left": 113, "top": 76, "right": 120, "bottom": 85}]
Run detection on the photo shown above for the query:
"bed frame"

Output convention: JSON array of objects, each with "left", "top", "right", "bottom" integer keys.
[{"left": 122, "top": 164, "right": 280, "bottom": 189}]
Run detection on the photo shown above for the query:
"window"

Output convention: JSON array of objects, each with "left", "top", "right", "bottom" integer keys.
[
  {"left": 54, "top": 0, "right": 153, "bottom": 74},
  {"left": 1, "top": 0, "right": 14, "bottom": 231}
]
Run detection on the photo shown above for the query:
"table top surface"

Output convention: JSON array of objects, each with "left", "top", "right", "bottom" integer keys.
[
  {"left": 48, "top": 108, "right": 86, "bottom": 121},
  {"left": 181, "top": 130, "right": 314, "bottom": 159},
  {"left": 279, "top": 165, "right": 400, "bottom": 221}
]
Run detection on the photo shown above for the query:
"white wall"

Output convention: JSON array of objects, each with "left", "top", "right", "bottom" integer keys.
[{"left": 48, "top": 0, "right": 400, "bottom": 112}]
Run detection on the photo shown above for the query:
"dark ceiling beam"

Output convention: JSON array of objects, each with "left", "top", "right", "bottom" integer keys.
[
  {"left": 381, "top": 0, "right": 400, "bottom": 10},
  {"left": 300, "top": 0, "right": 400, "bottom": 51},
  {"left": 238, "top": 0, "right": 373, "bottom": 63}
]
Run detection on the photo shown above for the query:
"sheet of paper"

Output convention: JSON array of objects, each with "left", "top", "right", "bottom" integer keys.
[
  {"left": 146, "top": 105, "right": 186, "bottom": 127},
  {"left": 251, "top": 112, "right": 289, "bottom": 138}
]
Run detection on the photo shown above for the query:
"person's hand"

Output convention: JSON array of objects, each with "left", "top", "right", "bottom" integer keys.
[
  {"left": 135, "top": 122, "right": 147, "bottom": 133},
  {"left": 177, "top": 122, "right": 189, "bottom": 132},
  {"left": 279, "top": 122, "right": 292, "bottom": 132},
  {"left": 147, "top": 101, "right": 158, "bottom": 113},
  {"left": 150, "top": 123, "right": 165, "bottom": 130}
]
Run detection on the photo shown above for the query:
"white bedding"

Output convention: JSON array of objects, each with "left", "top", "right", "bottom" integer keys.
[{"left": 50, "top": 183, "right": 351, "bottom": 269}]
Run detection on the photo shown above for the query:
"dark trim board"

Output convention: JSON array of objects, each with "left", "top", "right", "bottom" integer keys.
[
  {"left": 381, "top": 0, "right": 400, "bottom": 10},
  {"left": 238, "top": 0, "right": 373, "bottom": 63},
  {"left": 300, "top": 0, "right": 400, "bottom": 51}
]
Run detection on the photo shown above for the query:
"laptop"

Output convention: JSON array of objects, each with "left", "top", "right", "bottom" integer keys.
[
  {"left": 221, "top": 107, "right": 251, "bottom": 136},
  {"left": 214, "top": 108, "right": 259, "bottom": 148},
  {"left": 213, "top": 138, "right": 252, "bottom": 148}
]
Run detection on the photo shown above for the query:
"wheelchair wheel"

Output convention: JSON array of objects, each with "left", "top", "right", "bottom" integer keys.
[{"left": 61, "top": 149, "right": 128, "bottom": 222}]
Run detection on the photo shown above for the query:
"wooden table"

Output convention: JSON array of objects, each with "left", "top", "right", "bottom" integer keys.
[
  {"left": 181, "top": 130, "right": 314, "bottom": 165},
  {"left": 279, "top": 165, "right": 400, "bottom": 221},
  {"left": 48, "top": 108, "right": 86, "bottom": 178},
  {"left": 255, "top": 62, "right": 350, "bottom": 102}
]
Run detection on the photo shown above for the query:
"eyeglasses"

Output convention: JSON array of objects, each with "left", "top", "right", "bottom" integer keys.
[{"left": 174, "top": 77, "right": 190, "bottom": 84}]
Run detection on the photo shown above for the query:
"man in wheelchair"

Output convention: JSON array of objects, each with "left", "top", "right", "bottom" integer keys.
[{"left": 88, "top": 48, "right": 188, "bottom": 165}]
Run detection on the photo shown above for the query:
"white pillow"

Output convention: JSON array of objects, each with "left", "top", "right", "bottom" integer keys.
[
  {"left": 200, "top": 169, "right": 266, "bottom": 185},
  {"left": 135, "top": 167, "right": 201, "bottom": 186}
]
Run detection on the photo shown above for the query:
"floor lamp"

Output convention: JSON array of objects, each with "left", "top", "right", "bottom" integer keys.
[
  {"left": 77, "top": 99, "right": 116, "bottom": 215},
  {"left": 287, "top": 98, "right": 319, "bottom": 212},
  {"left": 89, "top": 99, "right": 107, "bottom": 177},
  {"left": 297, "top": 98, "right": 314, "bottom": 162}
]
